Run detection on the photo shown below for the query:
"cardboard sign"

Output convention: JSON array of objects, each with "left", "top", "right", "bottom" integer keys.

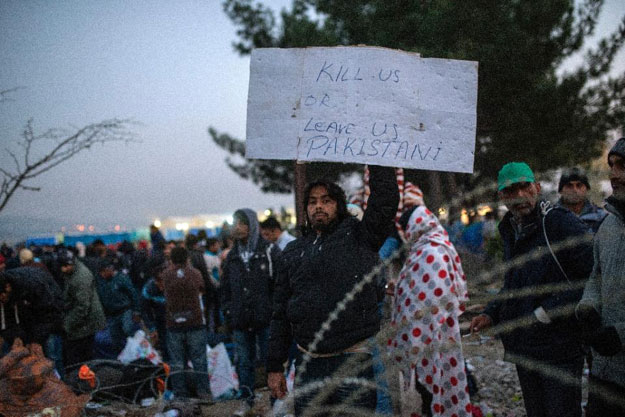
[{"left": 246, "top": 46, "right": 478, "bottom": 173}]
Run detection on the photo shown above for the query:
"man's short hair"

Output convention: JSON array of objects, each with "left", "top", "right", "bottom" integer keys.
[
  {"left": 303, "top": 179, "right": 349, "bottom": 224},
  {"left": 185, "top": 233, "right": 198, "bottom": 248},
  {"left": 260, "top": 217, "right": 282, "bottom": 231},
  {"left": 98, "top": 258, "right": 115, "bottom": 272},
  {"left": 206, "top": 237, "right": 219, "bottom": 248},
  {"left": 170, "top": 247, "right": 188, "bottom": 266},
  {"left": 558, "top": 167, "right": 590, "bottom": 192}
]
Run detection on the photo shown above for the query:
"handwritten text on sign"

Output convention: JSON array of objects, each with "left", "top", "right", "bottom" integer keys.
[{"left": 246, "top": 47, "right": 478, "bottom": 173}]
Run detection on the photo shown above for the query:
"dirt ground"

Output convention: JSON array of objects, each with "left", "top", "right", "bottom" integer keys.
[{"left": 82, "top": 252, "right": 589, "bottom": 416}]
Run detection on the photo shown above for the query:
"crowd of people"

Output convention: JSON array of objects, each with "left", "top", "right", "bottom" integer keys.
[{"left": 1, "top": 137, "right": 624, "bottom": 416}]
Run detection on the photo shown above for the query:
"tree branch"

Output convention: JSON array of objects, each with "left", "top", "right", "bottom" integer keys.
[{"left": 0, "top": 117, "right": 138, "bottom": 213}]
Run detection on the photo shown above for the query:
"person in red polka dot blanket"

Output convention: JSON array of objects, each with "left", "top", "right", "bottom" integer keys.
[{"left": 390, "top": 204, "right": 471, "bottom": 417}]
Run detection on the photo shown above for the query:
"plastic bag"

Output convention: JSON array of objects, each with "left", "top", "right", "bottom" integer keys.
[
  {"left": 286, "top": 361, "right": 295, "bottom": 393},
  {"left": 206, "top": 342, "right": 239, "bottom": 400},
  {"left": 117, "top": 330, "right": 161, "bottom": 365}
]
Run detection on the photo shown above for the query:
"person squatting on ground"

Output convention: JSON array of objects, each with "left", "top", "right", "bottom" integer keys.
[
  {"left": 221, "top": 208, "right": 281, "bottom": 414},
  {"left": 470, "top": 162, "right": 593, "bottom": 417},
  {"left": 557, "top": 167, "right": 607, "bottom": 233},
  {"left": 575, "top": 138, "right": 625, "bottom": 417},
  {"left": 162, "top": 246, "right": 210, "bottom": 400},
  {"left": 390, "top": 204, "right": 471, "bottom": 417},
  {"left": 268, "top": 164, "right": 399, "bottom": 417}
]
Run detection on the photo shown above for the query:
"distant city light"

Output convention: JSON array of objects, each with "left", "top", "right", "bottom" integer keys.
[
  {"left": 153, "top": 219, "right": 161, "bottom": 228},
  {"left": 114, "top": 225, "right": 121, "bottom": 231},
  {"left": 205, "top": 221, "right": 214, "bottom": 229},
  {"left": 88, "top": 225, "right": 94, "bottom": 232},
  {"left": 175, "top": 223, "right": 189, "bottom": 231},
  {"left": 264, "top": 209, "right": 272, "bottom": 217},
  {"left": 226, "top": 216, "right": 233, "bottom": 225}
]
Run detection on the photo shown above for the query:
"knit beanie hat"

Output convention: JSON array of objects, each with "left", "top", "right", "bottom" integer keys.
[
  {"left": 558, "top": 167, "right": 590, "bottom": 192},
  {"left": 608, "top": 138, "right": 625, "bottom": 161}
]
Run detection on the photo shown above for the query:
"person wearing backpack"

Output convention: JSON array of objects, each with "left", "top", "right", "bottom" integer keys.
[{"left": 470, "top": 162, "right": 594, "bottom": 417}]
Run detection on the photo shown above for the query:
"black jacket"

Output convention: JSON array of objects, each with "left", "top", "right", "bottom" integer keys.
[
  {"left": 483, "top": 202, "right": 593, "bottom": 362},
  {"left": 221, "top": 237, "right": 281, "bottom": 331},
  {"left": 4, "top": 266, "right": 64, "bottom": 344},
  {"left": 267, "top": 165, "right": 399, "bottom": 372}
]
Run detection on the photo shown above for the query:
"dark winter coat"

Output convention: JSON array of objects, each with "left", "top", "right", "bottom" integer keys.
[
  {"left": 96, "top": 272, "right": 139, "bottom": 317},
  {"left": 4, "top": 266, "right": 64, "bottom": 344},
  {"left": 556, "top": 198, "right": 607, "bottom": 233},
  {"left": 483, "top": 202, "right": 593, "bottom": 362},
  {"left": 63, "top": 261, "right": 107, "bottom": 340},
  {"left": 140, "top": 278, "right": 166, "bottom": 333},
  {"left": 267, "top": 165, "right": 399, "bottom": 373},
  {"left": 189, "top": 248, "right": 218, "bottom": 311},
  {"left": 221, "top": 234, "right": 281, "bottom": 331}
]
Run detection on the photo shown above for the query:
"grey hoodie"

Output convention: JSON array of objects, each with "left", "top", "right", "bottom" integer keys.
[
  {"left": 577, "top": 199, "right": 625, "bottom": 386},
  {"left": 233, "top": 208, "right": 260, "bottom": 265}
]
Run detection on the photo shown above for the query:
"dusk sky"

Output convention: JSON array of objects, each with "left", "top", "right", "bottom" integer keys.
[{"left": 1, "top": 0, "right": 623, "bottom": 241}]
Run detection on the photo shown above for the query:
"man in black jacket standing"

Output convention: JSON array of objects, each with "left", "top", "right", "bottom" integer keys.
[
  {"left": 221, "top": 208, "right": 281, "bottom": 414},
  {"left": 268, "top": 165, "right": 399, "bottom": 416},
  {"left": 471, "top": 162, "right": 593, "bottom": 417}
]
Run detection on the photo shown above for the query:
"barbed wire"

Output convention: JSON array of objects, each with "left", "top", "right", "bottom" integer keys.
[{"left": 287, "top": 169, "right": 619, "bottom": 415}]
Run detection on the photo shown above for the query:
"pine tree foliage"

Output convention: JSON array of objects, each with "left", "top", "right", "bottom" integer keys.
[{"left": 211, "top": 0, "right": 625, "bottom": 194}]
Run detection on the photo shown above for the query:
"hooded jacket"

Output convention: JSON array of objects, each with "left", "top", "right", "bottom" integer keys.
[
  {"left": 576, "top": 197, "right": 625, "bottom": 386},
  {"left": 267, "top": 165, "right": 399, "bottom": 372},
  {"left": 483, "top": 201, "right": 593, "bottom": 362},
  {"left": 96, "top": 271, "right": 139, "bottom": 317},
  {"left": 63, "top": 261, "right": 106, "bottom": 340},
  {"left": 221, "top": 208, "right": 281, "bottom": 330},
  {"left": 4, "top": 266, "right": 64, "bottom": 344},
  {"left": 556, "top": 198, "right": 607, "bottom": 233}
]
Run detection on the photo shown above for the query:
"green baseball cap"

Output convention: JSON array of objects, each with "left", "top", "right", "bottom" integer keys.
[{"left": 497, "top": 162, "right": 535, "bottom": 191}]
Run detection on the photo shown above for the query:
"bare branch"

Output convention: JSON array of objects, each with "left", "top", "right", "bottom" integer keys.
[
  {"left": 18, "top": 184, "right": 41, "bottom": 192},
  {"left": 0, "top": 87, "right": 25, "bottom": 104},
  {"left": 0, "top": 117, "right": 139, "bottom": 213}
]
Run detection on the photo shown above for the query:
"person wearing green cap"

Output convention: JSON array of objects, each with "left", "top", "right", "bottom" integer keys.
[{"left": 470, "top": 162, "right": 594, "bottom": 417}]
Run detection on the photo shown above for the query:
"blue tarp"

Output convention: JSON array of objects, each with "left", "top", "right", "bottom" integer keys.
[
  {"left": 25, "top": 236, "right": 57, "bottom": 247},
  {"left": 64, "top": 232, "right": 133, "bottom": 246}
]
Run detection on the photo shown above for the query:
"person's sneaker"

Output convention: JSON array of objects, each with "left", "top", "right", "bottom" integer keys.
[{"left": 232, "top": 402, "right": 251, "bottom": 417}]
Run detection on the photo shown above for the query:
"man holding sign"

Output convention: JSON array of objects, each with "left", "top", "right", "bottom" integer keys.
[
  {"left": 249, "top": 45, "right": 477, "bottom": 415},
  {"left": 267, "top": 165, "right": 399, "bottom": 415}
]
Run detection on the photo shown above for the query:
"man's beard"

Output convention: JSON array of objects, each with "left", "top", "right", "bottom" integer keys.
[
  {"left": 612, "top": 180, "right": 625, "bottom": 202},
  {"left": 560, "top": 193, "right": 585, "bottom": 206},
  {"left": 311, "top": 217, "right": 338, "bottom": 233}
]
